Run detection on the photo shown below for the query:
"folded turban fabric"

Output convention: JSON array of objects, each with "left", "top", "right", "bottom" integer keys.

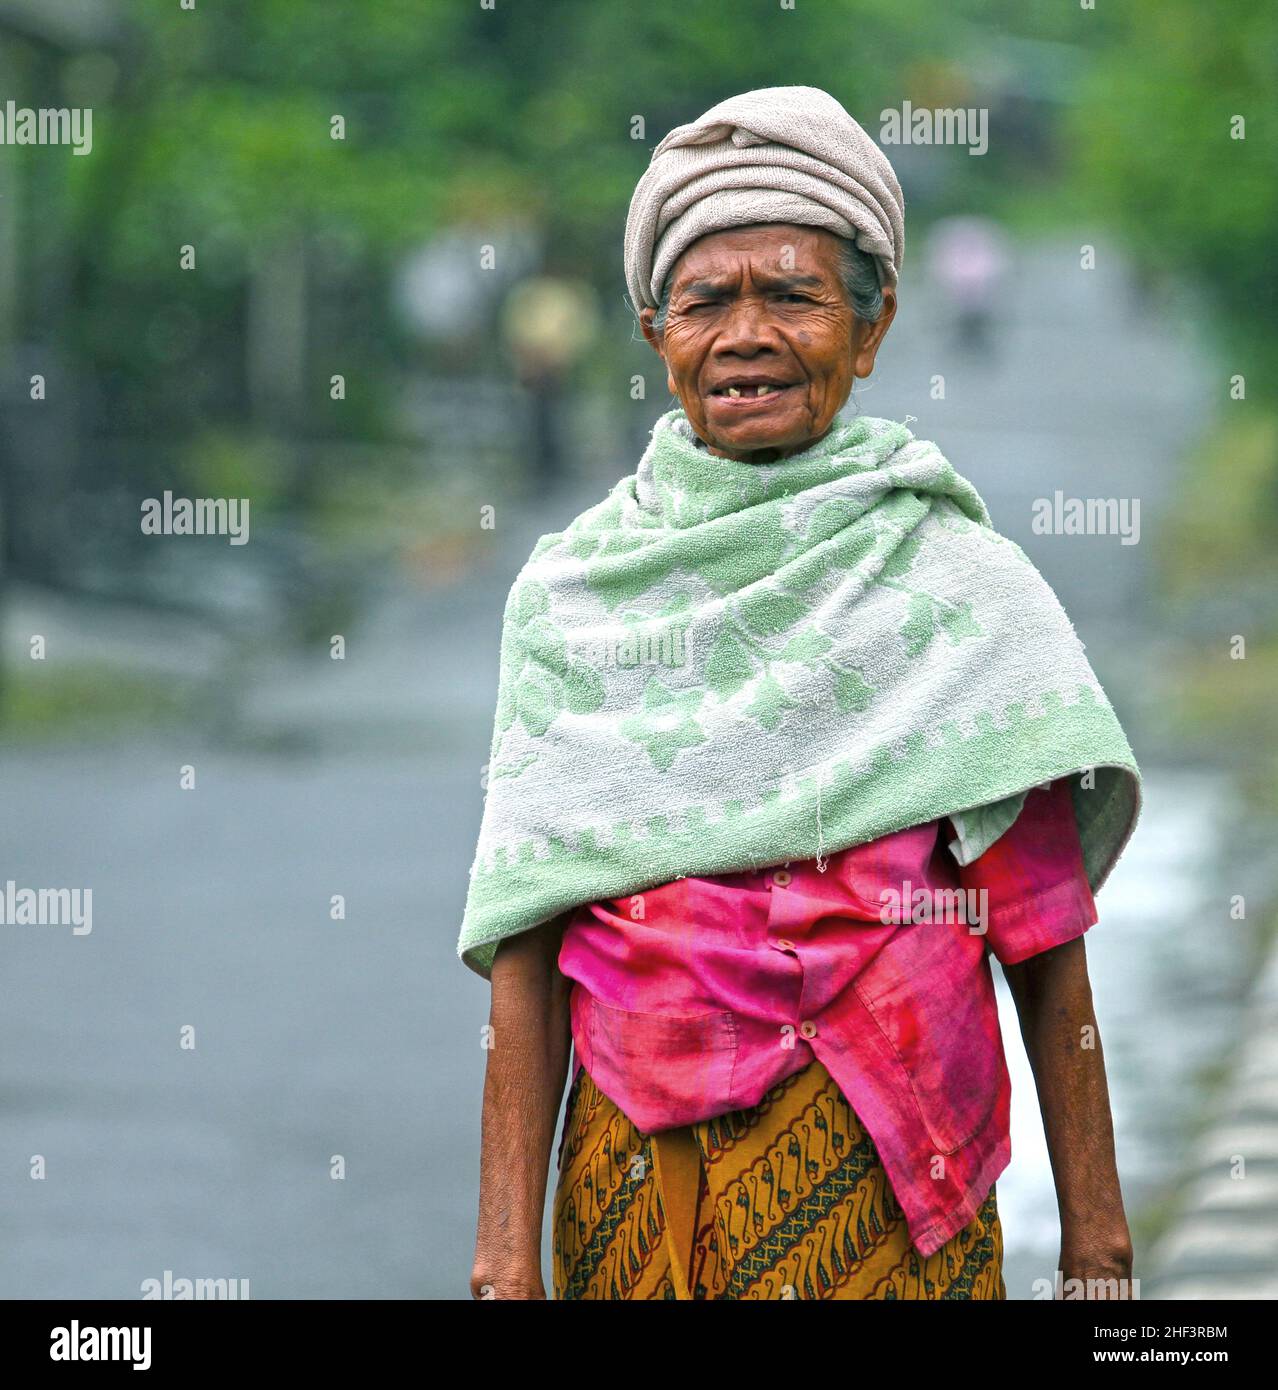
[{"left": 624, "top": 85, "right": 905, "bottom": 314}]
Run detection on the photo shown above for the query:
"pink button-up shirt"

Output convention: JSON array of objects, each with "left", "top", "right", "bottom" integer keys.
[{"left": 557, "top": 778, "right": 1097, "bottom": 1257}]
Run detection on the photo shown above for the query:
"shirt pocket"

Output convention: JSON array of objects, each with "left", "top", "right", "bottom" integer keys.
[
  {"left": 853, "top": 926, "right": 1001, "bottom": 1154},
  {"left": 587, "top": 997, "right": 739, "bottom": 1133}
]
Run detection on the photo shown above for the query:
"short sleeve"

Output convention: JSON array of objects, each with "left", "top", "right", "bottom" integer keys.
[{"left": 950, "top": 777, "right": 1098, "bottom": 966}]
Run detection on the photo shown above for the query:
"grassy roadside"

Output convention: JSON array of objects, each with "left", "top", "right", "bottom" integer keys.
[{"left": 0, "top": 664, "right": 199, "bottom": 742}]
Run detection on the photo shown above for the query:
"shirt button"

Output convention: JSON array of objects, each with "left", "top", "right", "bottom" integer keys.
[
  {"left": 772, "top": 869, "right": 792, "bottom": 887},
  {"left": 775, "top": 937, "right": 796, "bottom": 952},
  {"left": 799, "top": 1020, "right": 818, "bottom": 1040}
]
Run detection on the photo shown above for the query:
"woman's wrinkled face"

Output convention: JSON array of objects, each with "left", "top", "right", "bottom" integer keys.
[{"left": 640, "top": 224, "right": 896, "bottom": 463}]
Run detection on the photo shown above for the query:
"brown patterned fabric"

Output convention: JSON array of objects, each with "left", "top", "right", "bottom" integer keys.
[{"left": 553, "top": 1057, "right": 1005, "bottom": 1300}]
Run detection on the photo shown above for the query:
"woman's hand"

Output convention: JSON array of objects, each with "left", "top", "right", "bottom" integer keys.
[
  {"left": 469, "top": 1258, "right": 548, "bottom": 1301},
  {"left": 1059, "top": 1214, "right": 1135, "bottom": 1298},
  {"left": 1003, "top": 934, "right": 1137, "bottom": 1301}
]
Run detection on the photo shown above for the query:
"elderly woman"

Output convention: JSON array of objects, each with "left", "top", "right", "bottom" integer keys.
[{"left": 462, "top": 87, "right": 1141, "bottom": 1301}]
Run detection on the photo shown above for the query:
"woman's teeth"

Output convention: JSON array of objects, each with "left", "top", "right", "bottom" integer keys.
[{"left": 723, "top": 385, "right": 780, "bottom": 398}]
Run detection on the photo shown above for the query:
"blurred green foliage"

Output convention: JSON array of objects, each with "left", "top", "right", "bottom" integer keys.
[
  {"left": 31, "top": 0, "right": 1121, "bottom": 444},
  {"left": 1072, "top": 0, "right": 1278, "bottom": 389},
  {"left": 18, "top": 0, "right": 1262, "bottom": 415},
  {"left": 1068, "top": 0, "right": 1278, "bottom": 632},
  {"left": 5, "top": 0, "right": 1272, "bottom": 598}
]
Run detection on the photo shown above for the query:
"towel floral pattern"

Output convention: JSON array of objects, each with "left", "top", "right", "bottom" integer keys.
[
  {"left": 620, "top": 677, "right": 707, "bottom": 770},
  {"left": 494, "top": 580, "right": 605, "bottom": 749},
  {"left": 496, "top": 464, "right": 982, "bottom": 771}
]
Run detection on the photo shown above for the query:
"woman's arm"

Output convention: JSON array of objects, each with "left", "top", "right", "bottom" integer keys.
[
  {"left": 469, "top": 914, "right": 574, "bottom": 1300},
  {"left": 1001, "top": 933, "right": 1135, "bottom": 1297}
]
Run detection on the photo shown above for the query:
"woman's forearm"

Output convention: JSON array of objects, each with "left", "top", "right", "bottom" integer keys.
[
  {"left": 470, "top": 916, "right": 574, "bottom": 1299},
  {"left": 1002, "top": 935, "right": 1133, "bottom": 1284}
]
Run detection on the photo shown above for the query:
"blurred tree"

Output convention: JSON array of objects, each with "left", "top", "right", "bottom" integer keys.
[
  {"left": 1072, "top": 0, "right": 1278, "bottom": 390},
  {"left": 38, "top": 0, "right": 1113, "bottom": 457},
  {"left": 3, "top": 0, "right": 1262, "bottom": 593},
  {"left": 1069, "top": 0, "right": 1278, "bottom": 605}
]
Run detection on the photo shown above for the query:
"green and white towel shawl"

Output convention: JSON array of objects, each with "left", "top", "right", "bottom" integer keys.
[{"left": 458, "top": 408, "right": 1141, "bottom": 978}]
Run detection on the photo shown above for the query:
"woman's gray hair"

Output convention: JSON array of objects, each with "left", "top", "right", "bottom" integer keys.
[{"left": 652, "top": 235, "right": 884, "bottom": 332}]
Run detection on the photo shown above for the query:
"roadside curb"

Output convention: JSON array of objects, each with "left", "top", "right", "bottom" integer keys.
[{"left": 1143, "top": 936, "right": 1278, "bottom": 1299}]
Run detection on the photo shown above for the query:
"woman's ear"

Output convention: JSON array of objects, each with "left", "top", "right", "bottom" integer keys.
[
  {"left": 639, "top": 306, "right": 673, "bottom": 389},
  {"left": 853, "top": 287, "right": 897, "bottom": 379},
  {"left": 639, "top": 306, "right": 661, "bottom": 351},
  {"left": 636, "top": 305, "right": 680, "bottom": 398}
]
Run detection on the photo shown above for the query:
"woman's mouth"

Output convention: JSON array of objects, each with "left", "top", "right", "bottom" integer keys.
[{"left": 706, "top": 382, "right": 798, "bottom": 409}]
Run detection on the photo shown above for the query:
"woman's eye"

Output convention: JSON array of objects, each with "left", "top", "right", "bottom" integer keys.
[{"left": 778, "top": 293, "right": 812, "bottom": 304}]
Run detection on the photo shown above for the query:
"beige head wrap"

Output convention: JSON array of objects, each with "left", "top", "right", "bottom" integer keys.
[{"left": 624, "top": 85, "right": 904, "bottom": 313}]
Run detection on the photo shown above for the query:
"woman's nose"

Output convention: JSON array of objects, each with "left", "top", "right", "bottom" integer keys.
[{"left": 713, "top": 297, "right": 781, "bottom": 355}]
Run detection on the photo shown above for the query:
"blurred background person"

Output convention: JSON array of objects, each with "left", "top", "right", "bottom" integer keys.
[
  {"left": 925, "top": 214, "right": 1011, "bottom": 359},
  {"left": 500, "top": 273, "right": 600, "bottom": 495}
]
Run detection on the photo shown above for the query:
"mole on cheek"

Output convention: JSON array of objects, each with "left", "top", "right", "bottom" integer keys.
[{"left": 796, "top": 331, "right": 812, "bottom": 345}]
